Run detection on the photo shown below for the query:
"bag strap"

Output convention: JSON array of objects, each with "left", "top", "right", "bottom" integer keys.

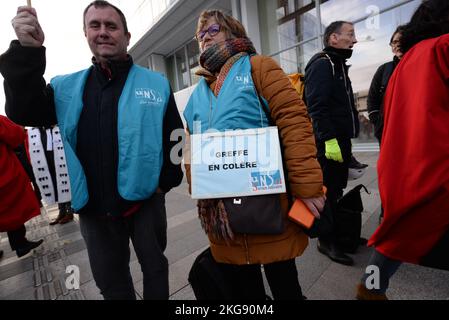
[
  {"left": 256, "top": 93, "right": 293, "bottom": 207},
  {"left": 308, "top": 51, "right": 336, "bottom": 78},
  {"left": 354, "top": 184, "right": 370, "bottom": 195},
  {"left": 250, "top": 55, "right": 293, "bottom": 206}
]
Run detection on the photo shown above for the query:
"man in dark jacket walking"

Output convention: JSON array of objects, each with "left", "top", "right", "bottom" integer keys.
[
  {"left": 304, "top": 21, "right": 359, "bottom": 266},
  {"left": 0, "top": 1, "right": 184, "bottom": 300}
]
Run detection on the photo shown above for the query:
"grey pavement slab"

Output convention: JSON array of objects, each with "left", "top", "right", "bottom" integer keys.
[
  {"left": 80, "top": 279, "right": 102, "bottom": 300},
  {"left": 169, "top": 284, "right": 196, "bottom": 301},
  {"left": 165, "top": 191, "right": 197, "bottom": 219},
  {"left": 0, "top": 270, "right": 35, "bottom": 299},
  {"left": 66, "top": 250, "right": 94, "bottom": 285}
]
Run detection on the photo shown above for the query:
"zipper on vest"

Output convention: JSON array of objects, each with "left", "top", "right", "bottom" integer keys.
[{"left": 97, "top": 92, "right": 105, "bottom": 210}]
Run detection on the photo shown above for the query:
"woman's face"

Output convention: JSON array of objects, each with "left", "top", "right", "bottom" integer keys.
[
  {"left": 198, "top": 17, "right": 228, "bottom": 52},
  {"left": 390, "top": 32, "right": 403, "bottom": 59}
]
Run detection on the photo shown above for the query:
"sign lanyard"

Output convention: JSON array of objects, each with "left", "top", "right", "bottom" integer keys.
[{"left": 207, "top": 85, "right": 266, "bottom": 130}]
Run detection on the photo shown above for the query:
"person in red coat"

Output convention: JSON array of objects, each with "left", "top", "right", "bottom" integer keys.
[
  {"left": 0, "top": 115, "right": 43, "bottom": 257},
  {"left": 357, "top": 0, "right": 449, "bottom": 300}
]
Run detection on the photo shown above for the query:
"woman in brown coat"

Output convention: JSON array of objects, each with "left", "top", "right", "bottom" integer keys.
[{"left": 183, "top": 10, "right": 324, "bottom": 300}]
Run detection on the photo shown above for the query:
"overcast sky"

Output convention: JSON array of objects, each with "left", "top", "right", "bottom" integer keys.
[{"left": 0, "top": 0, "right": 124, "bottom": 116}]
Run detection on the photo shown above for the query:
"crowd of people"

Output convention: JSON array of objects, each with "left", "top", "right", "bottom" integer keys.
[{"left": 0, "top": 0, "right": 447, "bottom": 300}]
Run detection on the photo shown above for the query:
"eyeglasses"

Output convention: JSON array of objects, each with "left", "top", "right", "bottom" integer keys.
[
  {"left": 390, "top": 40, "right": 400, "bottom": 46},
  {"left": 196, "top": 24, "right": 221, "bottom": 42}
]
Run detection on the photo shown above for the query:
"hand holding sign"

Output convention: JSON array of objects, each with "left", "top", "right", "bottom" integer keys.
[{"left": 12, "top": 2, "right": 45, "bottom": 47}]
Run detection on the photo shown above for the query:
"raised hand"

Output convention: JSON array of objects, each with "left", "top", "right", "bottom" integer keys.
[{"left": 11, "top": 6, "right": 45, "bottom": 47}]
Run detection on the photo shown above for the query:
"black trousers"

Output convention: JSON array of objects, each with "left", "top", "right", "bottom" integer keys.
[
  {"left": 7, "top": 225, "right": 27, "bottom": 251},
  {"left": 317, "top": 138, "right": 352, "bottom": 242},
  {"left": 79, "top": 193, "right": 168, "bottom": 300},
  {"left": 218, "top": 259, "right": 304, "bottom": 300}
]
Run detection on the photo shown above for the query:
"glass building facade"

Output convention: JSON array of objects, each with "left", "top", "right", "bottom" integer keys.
[
  {"left": 129, "top": 0, "right": 422, "bottom": 142},
  {"left": 118, "top": 0, "right": 179, "bottom": 47},
  {"left": 164, "top": 9, "right": 232, "bottom": 92}
]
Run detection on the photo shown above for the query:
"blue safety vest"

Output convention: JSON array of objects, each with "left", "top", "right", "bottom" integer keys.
[
  {"left": 184, "top": 55, "right": 269, "bottom": 134},
  {"left": 50, "top": 65, "right": 170, "bottom": 211}
]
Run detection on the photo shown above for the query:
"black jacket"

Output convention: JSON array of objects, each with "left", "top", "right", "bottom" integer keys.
[
  {"left": 0, "top": 40, "right": 184, "bottom": 216},
  {"left": 367, "top": 56, "right": 399, "bottom": 142},
  {"left": 304, "top": 47, "right": 360, "bottom": 145}
]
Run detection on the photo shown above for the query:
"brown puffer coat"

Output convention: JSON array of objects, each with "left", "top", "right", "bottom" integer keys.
[{"left": 184, "top": 55, "right": 323, "bottom": 265}]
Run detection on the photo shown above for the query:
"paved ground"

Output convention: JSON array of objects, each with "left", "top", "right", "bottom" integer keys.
[{"left": 1, "top": 151, "right": 448, "bottom": 300}]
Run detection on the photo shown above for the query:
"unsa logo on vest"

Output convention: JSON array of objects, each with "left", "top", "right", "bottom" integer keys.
[
  {"left": 135, "top": 88, "right": 164, "bottom": 105},
  {"left": 235, "top": 73, "right": 253, "bottom": 90}
]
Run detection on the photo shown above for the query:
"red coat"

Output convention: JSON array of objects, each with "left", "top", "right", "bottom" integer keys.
[
  {"left": 369, "top": 34, "right": 449, "bottom": 264},
  {"left": 0, "top": 115, "right": 40, "bottom": 232}
]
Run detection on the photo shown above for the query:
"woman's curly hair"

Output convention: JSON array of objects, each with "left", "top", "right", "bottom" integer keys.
[{"left": 400, "top": 0, "right": 449, "bottom": 54}]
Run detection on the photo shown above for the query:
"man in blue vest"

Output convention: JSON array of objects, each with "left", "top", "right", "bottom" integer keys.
[{"left": 0, "top": 1, "right": 184, "bottom": 300}]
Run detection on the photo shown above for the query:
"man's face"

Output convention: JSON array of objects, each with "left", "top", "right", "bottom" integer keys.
[
  {"left": 84, "top": 6, "right": 131, "bottom": 63},
  {"left": 330, "top": 23, "right": 357, "bottom": 49}
]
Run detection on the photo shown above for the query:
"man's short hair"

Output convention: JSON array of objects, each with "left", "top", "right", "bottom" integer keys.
[
  {"left": 83, "top": 0, "right": 129, "bottom": 34},
  {"left": 323, "top": 21, "right": 353, "bottom": 47}
]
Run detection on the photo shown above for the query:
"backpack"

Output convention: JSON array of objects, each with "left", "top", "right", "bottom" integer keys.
[
  {"left": 188, "top": 248, "right": 233, "bottom": 300},
  {"left": 287, "top": 73, "right": 306, "bottom": 99},
  {"left": 296, "top": 51, "right": 336, "bottom": 104},
  {"left": 335, "top": 184, "right": 369, "bottom": 254}
]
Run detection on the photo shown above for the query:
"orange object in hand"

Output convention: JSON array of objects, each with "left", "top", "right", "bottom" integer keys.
[{"left": 288, "top": 186, "right": 327, "bottom": 229}]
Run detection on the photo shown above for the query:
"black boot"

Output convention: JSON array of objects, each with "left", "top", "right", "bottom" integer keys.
[
  {"left": 50, "top": 203, "right": 68, "bottom": 225},
  {"left": 317, "top": 239, "right": 354, "bottom": 266},
  {"left": 16, "top": 239, "right": 44, "bottom": 258}
]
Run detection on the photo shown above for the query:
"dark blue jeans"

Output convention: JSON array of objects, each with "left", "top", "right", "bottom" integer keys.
[{"left": 79, "top": 193, "right": 168, "bottom": 300}]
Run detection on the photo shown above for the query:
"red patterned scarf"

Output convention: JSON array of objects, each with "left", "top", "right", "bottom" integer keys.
[{"left": 199, "top": 37, "right": 256, "bottom": 96}]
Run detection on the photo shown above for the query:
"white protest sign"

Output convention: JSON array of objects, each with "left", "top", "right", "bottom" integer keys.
[{"left": 190, "top": 126, "right": 286, "bottom": 199}]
